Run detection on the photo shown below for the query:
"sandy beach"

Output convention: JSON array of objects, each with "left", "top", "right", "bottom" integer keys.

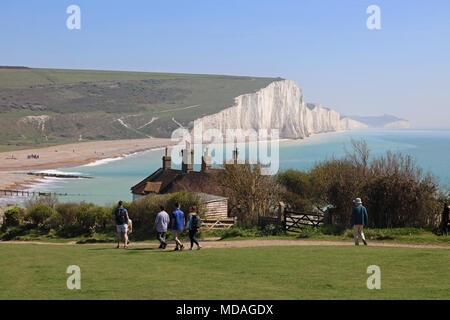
[{"left": 0, "top": 138, "right": 174, "bottom": 191}]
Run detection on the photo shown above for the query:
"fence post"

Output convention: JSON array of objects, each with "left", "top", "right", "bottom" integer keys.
[{"left": 279, "top": 202, "right": 286, "bottom": 232}]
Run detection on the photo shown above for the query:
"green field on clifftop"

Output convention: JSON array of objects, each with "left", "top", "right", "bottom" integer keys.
[{"left": 0, "top": 68, "right": 279, "bottom": 151}]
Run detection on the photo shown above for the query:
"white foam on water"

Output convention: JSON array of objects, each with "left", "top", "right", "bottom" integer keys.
[{"left": 82, "top": 156, "right": 125, "bottom": 167}]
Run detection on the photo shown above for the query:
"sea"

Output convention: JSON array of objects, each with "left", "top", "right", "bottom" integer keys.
[{"left": 3, "top": 128, "right": 450, "bottom": 206}]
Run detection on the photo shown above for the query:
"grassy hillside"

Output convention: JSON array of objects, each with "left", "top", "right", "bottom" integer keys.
[{"left": 0, "top": 68, "right": 280, "bottom": 151}]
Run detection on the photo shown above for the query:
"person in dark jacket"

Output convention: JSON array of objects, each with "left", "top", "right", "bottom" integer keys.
[
  {"left": 441, "top": 203, "right": 449, "bottom": 235},
  {"left": 351, "top": 198, "right": 368, "bottom": 246},
  {"left": 186, "top": 206, "right": 202, "bottom": 250}
]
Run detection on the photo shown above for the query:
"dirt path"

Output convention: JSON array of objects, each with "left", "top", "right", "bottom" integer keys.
[{"left": 1, "top": 239, "right": 449, "bottom": 249}]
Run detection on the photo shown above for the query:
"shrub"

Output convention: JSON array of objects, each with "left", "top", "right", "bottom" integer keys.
[
  {"left": 26, "top": 204, "right": 57, "bottom": 225},
  {"left": 278, "top": 139, "right": 445, "bottom": 228},
  {"left": 24, "top": 194, "right": 59, "bottom": 210},
  {"left": 3, "top": 206, "right": 26, "bottom": 229},
  {"left": 55, "top": 203, "right": 79, "bottom": 226}
]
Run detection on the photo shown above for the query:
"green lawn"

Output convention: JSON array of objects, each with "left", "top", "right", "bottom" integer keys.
[{"left": 0, "top": 244, "right": 448, "bottom": 300}]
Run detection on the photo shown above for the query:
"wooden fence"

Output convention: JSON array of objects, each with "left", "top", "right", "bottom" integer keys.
[
  {"left": 283, "top": 211, "right": 325, "bottom": 233},
  {"left": 201, "top": 218, "right": 236, "bottom": 230}
]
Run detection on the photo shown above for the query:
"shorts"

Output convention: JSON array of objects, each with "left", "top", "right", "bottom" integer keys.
[
  {"left": 116, "top": 224, "right": 128, "bottom": 233},
  {"left": 172, "top": 230, "right": 182, "bottom": 238}
]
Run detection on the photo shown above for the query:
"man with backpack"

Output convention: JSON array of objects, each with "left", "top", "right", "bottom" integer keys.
[
  {"left": 114, "top": 201, "right": 130, "bottom": 249},
  {"left": 186, "top": 206, "right": 202, "bottom": 250}
]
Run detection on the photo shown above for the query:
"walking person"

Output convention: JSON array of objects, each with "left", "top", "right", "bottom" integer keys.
[
  {"left": 114, "top": 201, "right": 130, "bottom": 249},
  {"left": 441, "top": 203, "right": 449, "bottom": 235},
  {"left": 351, "top": 198, "right": 368, "bottom": 246},
  {"left": 153, "top": 205, "right": 170, "bottom": 249},
  {"left": 171, "top": 202, "right": 185, "bottom": 251},
  {"left": 186, "top": 206, "right": 202, "bottom": 250}
]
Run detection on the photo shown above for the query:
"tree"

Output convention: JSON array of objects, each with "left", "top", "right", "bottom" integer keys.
[{"left": 214, "top": 163, "right": 283, "bottom": 224}]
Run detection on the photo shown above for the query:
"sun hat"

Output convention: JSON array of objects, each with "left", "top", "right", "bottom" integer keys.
[{"left": 353, "top": 198, "right": 362, "bottom": 204}]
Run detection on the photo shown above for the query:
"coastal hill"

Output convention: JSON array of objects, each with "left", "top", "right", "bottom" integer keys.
[
  {"left": 0, "top": 67, "right": 369, "bottom": 151},
  {"left": 346, "top": 114, "right": 411, "bottom": 129},
  {"left": 0, "top": 68, "right": 279, "bottom": 151}
]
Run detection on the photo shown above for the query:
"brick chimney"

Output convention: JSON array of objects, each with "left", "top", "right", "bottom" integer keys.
[
  {"left": 181, "top": 142, "right": 194, "bottom": 173},
  {"left": 201, "top": 148, "right": 212, "bottom": 172},
  {"left": 162, "top": 147, "right": 171, "bottom": 170}
]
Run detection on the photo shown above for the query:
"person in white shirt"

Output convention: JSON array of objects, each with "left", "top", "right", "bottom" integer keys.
[{"left": 153, "top": 205, "right": 170, "bottom": 249}]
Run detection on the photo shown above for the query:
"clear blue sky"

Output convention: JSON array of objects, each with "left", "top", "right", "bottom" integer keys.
[{"left": 1, "top": 0, "right": 449, "bottom": 127}]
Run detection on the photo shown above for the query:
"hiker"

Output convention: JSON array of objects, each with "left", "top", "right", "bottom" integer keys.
[
  {"left": 154, "top": 205, "right": 170, "bottom": 249},
  {"left": 186, "top": 206, "right": 202, "bottom": 250},
  {"left": 171, "top": 202, "right": 185, "bottom": 251},
  {"left": 351, "top": 198, "right": 368, "bottom": 246},
  {"left": 441, "top": 203, "right": 449, "bottom": 235},
  {"left": 114, "top": 201, "right": 130, "bottom": 249}
]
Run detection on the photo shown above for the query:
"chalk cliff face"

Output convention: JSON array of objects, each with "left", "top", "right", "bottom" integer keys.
[
  {"left": 383, "top": 120, "right": 411, "bottom": 129},
  {"left": 197, "top": 80, "right": 367, "bottom": 139}
]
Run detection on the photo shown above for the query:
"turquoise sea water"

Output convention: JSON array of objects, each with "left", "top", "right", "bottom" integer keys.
[{"left": 15, "top": 129, "right": 450, "bottom": 205}]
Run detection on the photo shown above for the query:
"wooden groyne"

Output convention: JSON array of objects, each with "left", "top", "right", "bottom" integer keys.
[
  {"left": 0, "top": 189, "right": 67, "bottom": 197},
  {"left": 27, "top": 172, "right": 93, "bottom": 179}
]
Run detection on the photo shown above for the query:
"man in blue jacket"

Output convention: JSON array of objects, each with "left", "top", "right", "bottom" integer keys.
[
  {"left": 351, "top": 198, "right": 368, "bottom": 246},
  {"left": 171, "top": 202, "right": 185, "bottom": 251}
]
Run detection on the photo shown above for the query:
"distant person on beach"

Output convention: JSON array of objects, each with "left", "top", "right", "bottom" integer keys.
[
  {"left": 351, "top": 198, "right": 368, "bottom": 246},
  {"left": 114, "top": 201, "right": 130, "bottom": 249},
  {"left": 154, "top": 205, "right": 170, "bottom": 249},
  {"left": 171, "top": 202, "right": 185, "bottom": 251},
  {"left": 186, "top": 206, "right": 202, "bottom": 250},
  {"left": 441, "top": 203, "right": 449, "bottom": 235}
]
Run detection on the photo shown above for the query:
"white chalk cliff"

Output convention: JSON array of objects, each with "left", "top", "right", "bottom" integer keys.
[{"left": 197, "top": 80, "right": 367, "bottom": 139}]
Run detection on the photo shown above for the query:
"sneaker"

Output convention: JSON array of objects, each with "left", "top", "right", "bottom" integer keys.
[
  {"left": 162, "top": 243, "right": 167, "bottom": 249},
  {"left": 116, "top": 244, "right": 120, "bottom": 249},
  {"left": 174, "top": 247, "right": 179, "bottom": 251},
  {"left": 189, "top": 247, "right": 193, "bottom": 251},
  {"left": 363, "top": 240, "right": 368, "bottom": 246},
  {"left": 124, "top": 246, "right": 128, "bottom": 249},
  {"left": 180, "top": 245, "right": 184, "bottom": 251},
  {"left": 197, "top": 246, "right": 202, "bottom": 250}
]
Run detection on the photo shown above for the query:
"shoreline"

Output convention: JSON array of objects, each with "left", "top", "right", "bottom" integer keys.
[
  {"left": 0, "top": 138, "right": 175, "bottom": 191},
  {"left": 0, "top": 130, "right": 345, "bottom": 194}
]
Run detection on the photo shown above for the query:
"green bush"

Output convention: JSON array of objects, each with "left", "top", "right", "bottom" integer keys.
[
  {"left": 27, "top": 204, "right": 57, "bottom": 225},
  {"left": 3, "top": 206, "right": 26, "bottom": 229},
  {"left": 55, "top": 203, "right": 79, "bottom": 226}
]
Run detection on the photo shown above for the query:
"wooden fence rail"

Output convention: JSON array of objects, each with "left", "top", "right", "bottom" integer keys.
[{"left": 283, "top": 211, "right": 324, "bottom": 233}]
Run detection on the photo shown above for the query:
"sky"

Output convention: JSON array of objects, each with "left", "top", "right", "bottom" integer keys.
[{"left": 1, "top": 0, "right": 449, "bottom": 128}]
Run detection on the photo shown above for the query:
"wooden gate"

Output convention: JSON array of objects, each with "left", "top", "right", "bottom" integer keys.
[{"left": 283, "top": 211, "right": 324, "bottom": 233}]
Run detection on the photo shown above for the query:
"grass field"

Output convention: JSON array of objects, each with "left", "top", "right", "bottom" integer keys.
[
  {"left": 0, "top": 243, "right": 448, "bottom": 300},
  {"left": 0, "top": 68, "right": 279, "bottom": 150}
]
